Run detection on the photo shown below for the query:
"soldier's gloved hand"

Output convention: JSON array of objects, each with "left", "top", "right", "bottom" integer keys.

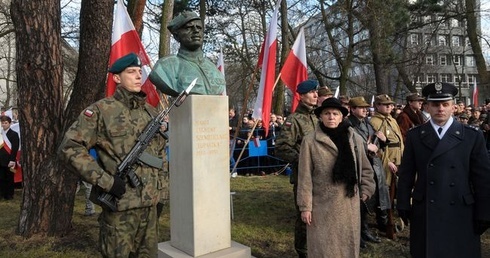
[
  {"left": 398, "top": 209, "right": 410, "bottom": 226},
  {"left": 475, "top": 220, "right": 490, "bottom": 235},
  {"left": 109, "top": 176, "right": 126, "bottom": 199}
]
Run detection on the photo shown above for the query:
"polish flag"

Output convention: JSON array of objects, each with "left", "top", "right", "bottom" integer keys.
[
  {"left": 280, "top": 27, "right": 307, "bottom": 112},
  {"left": 472, "top": 83, "right": 478, "bottom": 107},
  {"left": 107, "top": 1, "right": 160, "bottom": 107},
  {"left": 252, "top": 0, "right": 281, "bottom": 137},
  {"left": 217, "top": 47, "right": 226, "bottom": 95}
]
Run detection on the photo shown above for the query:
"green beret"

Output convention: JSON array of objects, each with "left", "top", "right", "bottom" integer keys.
[
  {"left": 108, "top": 52, "right": 141, "bottom": 74},
  {"left": 167, "top": 11, "right": 201, "bottom": 33}
]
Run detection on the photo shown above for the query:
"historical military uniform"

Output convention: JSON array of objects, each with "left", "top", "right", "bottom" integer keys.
[
  {"left": 59, "top": 53, "right": 167, "bottom": 258},
  {"left": 397, "top": 82, "right": 490, "bottom": 258},
  {"left": 149, "top": 11, "right": 225, "bottom": 97},
  {"left": 396, "top": 93, "right": 425, "bottom": 141},
  {"left": 370, "top": 95, "right": 404, "bottom": 186},
  {"left": 275, "top": 80, "right": 318, "bottom": 258}
]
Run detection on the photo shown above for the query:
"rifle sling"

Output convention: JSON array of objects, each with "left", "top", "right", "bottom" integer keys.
[{"left": 138, "top": 151, "right": 164, "bottom": 169}]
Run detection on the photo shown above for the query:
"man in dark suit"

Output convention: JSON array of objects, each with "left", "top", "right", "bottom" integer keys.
[
  {"left": 397, "top": 82, "right": 490, "bottom": 258},
  {"left": 0, "top": 115, "right": 20, "bottom": 200}
]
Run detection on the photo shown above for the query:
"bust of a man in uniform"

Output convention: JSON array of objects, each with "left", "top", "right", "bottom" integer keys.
[{"left": 149, "top": 11, "right": 226, "bottom": 97}]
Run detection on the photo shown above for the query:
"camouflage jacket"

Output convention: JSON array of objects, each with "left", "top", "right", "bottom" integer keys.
[
  {"left": 59, "top": 86, "right": 167, "bottom": 211},
  {"left": 275, "top": 102, "right": 318, "bottom": 164}
]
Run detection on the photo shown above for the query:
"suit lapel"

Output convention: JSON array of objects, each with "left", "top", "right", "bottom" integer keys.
[
  {"left": 420, "top": 123, "right": 439, "bottom": 151},
  {"left": 429, "top": 121, "right": 463, "bottom": 160}
]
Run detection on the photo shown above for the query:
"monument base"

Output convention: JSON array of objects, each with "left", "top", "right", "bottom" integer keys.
[{"left": 158, "top": 241, "right": 252, "bottom": 258}]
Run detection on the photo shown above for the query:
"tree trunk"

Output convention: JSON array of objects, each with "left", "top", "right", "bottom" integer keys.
[
  {"left": 10, "top": 0, "right": 67, "bottom": 237},
  {"left": 127, "top": 0, "right": 147, "bottom": 37},
  {"left": 465, "top": 0, "right": 490, "bottom": 101},
  {"left": 10, "top": 0, "right": 114, "bottom": 238},
  {"left": 275, "top": 0, "right": 288, "bottom": 116},
  {"left": 159, "top": 0, "right": 174, "bottom": 58}
]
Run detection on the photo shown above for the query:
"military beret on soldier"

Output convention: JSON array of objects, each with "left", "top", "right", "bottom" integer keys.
[
  {"left": 422, "top": 82, "right": 458, "bottom": 101},
  {"left": 167, "top": 11, "right": 201, "bottom": 33},
  {"left": 406, "top": 92, "right": 424, "bottom": 102},
  {"left": 296, "top": 80, "right": 319, "bottom": 94},
  {"left": 108, "top": 52, "right": 141, "bottom": 74},
  {"left": 374, "top": 94, "right": 395, "bottom": 105},
  {"left": 349, "top": 96, "right": 370, "bottom": 107}
]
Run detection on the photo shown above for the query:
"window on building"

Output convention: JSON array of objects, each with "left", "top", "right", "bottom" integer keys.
[
  {"left": 427, "top": 74, "right": 436, "bottom": 83},
  {"left": 466, "top": 56, "right": 475, "bottom": 66},
  {"left": 414, "top": 74, "right": 423, "bottom": 83},
  {"left": 452, "top": 36, "right": 461, "bottom": 47},
  {"left": 450, "top": 18, "right": 460, "bottom": 27},
  {"left": 424, "top": 34, "right": 433, "bottom": 45},
  {"left": 440, "top": 55, "right": 447, "bottom": 65},
  {"left": 423, "top": 15, "right": 432, "bottom": 24},
  {"left": 468, "top": 74, "right": 476, "bottom": 83},
  {"left": 465, "top": 37, "right": 471, "bottom": 46},
  {"left": 440, "top": 74, "right": 451, "bottom": 83},
  {"left": 411, "top": 34, "right": 419, "bottom": 45},
  {"left": 426, "top": 55, "right": 434, "bottom": 65},
  {"left": 453, "top": 55, "right": 461, "bottom": 66},
  {"left": 438, "top": 35, "right": 447, "bottom": 46},
  {"left": 454, "top": 74, "right": 464, "bottom": 83}
]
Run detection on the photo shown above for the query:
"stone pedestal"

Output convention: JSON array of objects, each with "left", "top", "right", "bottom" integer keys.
[{"left": 158, "top": 95, "right": 251, "bottom": 258}]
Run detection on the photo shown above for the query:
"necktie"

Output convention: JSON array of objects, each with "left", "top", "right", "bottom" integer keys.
[{"left": 437, "top": 127, "right": 443, "bottom": 135}]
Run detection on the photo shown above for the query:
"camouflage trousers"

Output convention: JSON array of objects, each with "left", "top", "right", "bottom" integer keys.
[{"left": 98, "top": 206, "right": 158, "bottom": 258}]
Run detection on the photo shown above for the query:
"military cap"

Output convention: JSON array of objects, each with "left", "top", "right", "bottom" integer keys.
[
  {"left": 167, "top": 11, "right": 201, "bottom": 33},
  {"left": 459, "top": 113, "right": 469, "bottom": 120},
  {"left": 349, "top": 96, "right": 370, "bottom": 107},
  {"left": 339, "top": 95, "right": 350, "bottom": 105},
  {"left": 318, "top": 86, "right": 333, "bottom": 97},
  {"left": 315, "top": 97, "right": 349, "bottom": 117},
  {"left": 406, "top": 92, "right": 424, "bottom": 102},
  {"left": 296, "top": 80, "right": 318, "bottom": 94},
  {"left": 108, "top": 52, "right": 141, "bottom": 74},
  {"left": 422, "top": 82, "right": 458, "bottom": 101},
  {"left": 375, "top": 94, "right": 395, "bottom": 105}
]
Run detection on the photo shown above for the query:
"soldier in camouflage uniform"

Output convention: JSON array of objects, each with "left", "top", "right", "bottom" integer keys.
[
  {"left": 59, "top": 53, "right": 167, "bottom": 258},
  {"left": 275, "top": 80, "right": 318, "bottom": 258}
]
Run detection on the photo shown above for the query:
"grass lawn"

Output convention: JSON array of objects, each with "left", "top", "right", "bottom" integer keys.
[{"left": 0, "top": 175, "right": 489, "bottom": 257}]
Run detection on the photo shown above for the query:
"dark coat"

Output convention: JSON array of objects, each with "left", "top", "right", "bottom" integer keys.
[
  {"left": 0, "top": 129, "right": 20, "bottom": 167},
  {"left": 347, "top": 116, "right": 390, "bottom": 210},
  {"left": 397, "top": 121, "right": 490, "bottom": 258}
]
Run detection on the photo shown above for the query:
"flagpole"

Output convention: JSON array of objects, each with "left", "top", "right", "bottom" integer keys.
[
  {"left": 230, "top": 64, "right": 259, "bottom": 171},
  {"left": 231, "top": 120, "right": 259, "bottom": 175}
]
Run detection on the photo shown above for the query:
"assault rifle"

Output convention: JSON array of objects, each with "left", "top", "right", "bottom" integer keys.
[{"left": 98, "top": 78, "right": 198, "bottom": 211}]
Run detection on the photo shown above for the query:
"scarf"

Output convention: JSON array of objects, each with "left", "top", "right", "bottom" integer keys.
[{"left": 320, "top": 121, "right": 357, "bottom": 198}]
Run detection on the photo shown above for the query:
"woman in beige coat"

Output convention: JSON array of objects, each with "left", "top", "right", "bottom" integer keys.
[{"left": 297, "top": 98, "right": 376, "bottom": 258}]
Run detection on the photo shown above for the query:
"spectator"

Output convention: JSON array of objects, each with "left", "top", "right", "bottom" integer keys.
[
  {"left": 317, "top": 86, "right": 334, "bottom": 107},
  {"left": 0, "top": 115, "right": 19, "bottom": 200},
  {"left": 297, "top": 97, "right": 375, "bottom": 258},
  {"left": 370, "top": 94, "right": 404, "bottom": 234},
  {"left": 397, "top": 82, "right": 490, "bottom": 257},
  {"left": 396, "top": 93, "right": 425, "bottom": 142},
  {"left": 421, "top": 100, "right": 431, "bottom": 122},
  {"left": 275, "top": 79, "right": 319, "bottom": 258},
  {"left": 347, "top": 96, "right": 390, "bottom": 248}
]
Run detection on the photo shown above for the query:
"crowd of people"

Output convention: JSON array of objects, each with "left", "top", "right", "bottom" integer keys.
[{"left": 227, "top": 79, "right": 490, "bottom": 258}]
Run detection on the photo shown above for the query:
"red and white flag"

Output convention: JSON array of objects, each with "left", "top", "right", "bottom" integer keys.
[
  {"left": 107, "top": 1, "right": 160, "bottom": 107},
  {"left": 252, "top": 0, "right": 281, "bottom": 137},
  {"left": 217, "top": 47, "right": 226, "bottom": 95},
  {"left": 473, "top": 82, "right": 478, "bottom": 107},
  {"left": 280, "top": 27, "right": 307, "bottom": 112}
]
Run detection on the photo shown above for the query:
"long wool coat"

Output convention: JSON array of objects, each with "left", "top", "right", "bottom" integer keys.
[
  {"left": 397, "top": 121, "right": 490, "bottom": 258},
  {"left": 297, "top": 126, "right": 376, "bottom": 258}
]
